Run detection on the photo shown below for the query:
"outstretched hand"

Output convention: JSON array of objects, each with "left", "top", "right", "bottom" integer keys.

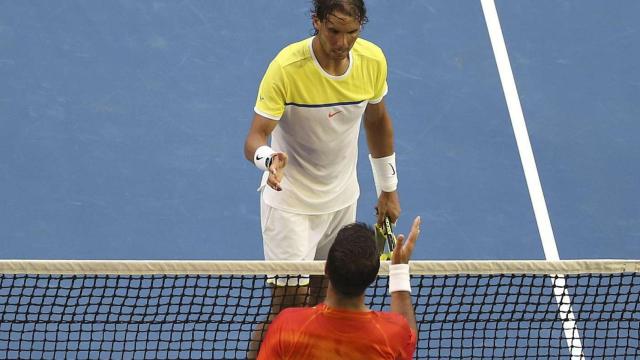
[
  {"left": 267, "top": 152, "right": 288, "bottom": 191},
  {"left": 391, "top": 216, "right": 421, "bottom": 265}
]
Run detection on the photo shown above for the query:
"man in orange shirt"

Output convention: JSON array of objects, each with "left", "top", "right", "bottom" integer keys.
[{"left": 258, "top": 216, "right": 421, "bottom": 359}]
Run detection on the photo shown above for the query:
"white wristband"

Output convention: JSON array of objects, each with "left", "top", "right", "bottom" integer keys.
[
  {"left": 253, "top": 146, "right": 275, "bottom": 171},
  {"left": 389, "top": 264, "right": 411, "bottom": 293},
  {"left": 369, "top": 153, "right": 398, "bottom": 196}
]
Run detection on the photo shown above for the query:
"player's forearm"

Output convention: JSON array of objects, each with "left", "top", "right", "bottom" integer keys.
[
  {"left": 391, "top": 292, "right": 417, "bottom": 333},
  {"left": 364, "top": 112, "right": 394, "bottom": 158},
  {"left": 245, "top": 114, "right": 279, "bottom": 163},
  {"left": 244, "top": 133, "right": 268, "bottom": 163}
]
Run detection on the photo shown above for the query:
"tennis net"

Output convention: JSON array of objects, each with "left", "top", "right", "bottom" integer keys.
[{"left": 1, "top": 260, "right": 639, "bottom": 359}]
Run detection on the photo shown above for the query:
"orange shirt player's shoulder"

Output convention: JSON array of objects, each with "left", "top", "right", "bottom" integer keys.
[{"left": 258, "top": 304, "right": 417, "bottom": 359}]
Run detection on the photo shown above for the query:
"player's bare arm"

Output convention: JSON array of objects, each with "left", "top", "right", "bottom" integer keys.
[
  {"left": 390, "top": 216, "right": 421, "bottom": 333},
  {"left": 244, "top": 113, "right": 288, "bottom": 191},
  {"left": 364, "top": 100, "right": 401, "bottom": 224}
]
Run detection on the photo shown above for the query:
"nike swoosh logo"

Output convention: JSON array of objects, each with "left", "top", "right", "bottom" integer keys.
[
  {"left": 388, "top": 163, "right": 396, "bottom": 175},
  {"left": 256, "top": 155, "right": 264, "bottom": 160},
  {"left": 328, "top": 111, "right": 342, "bottom": 118}
]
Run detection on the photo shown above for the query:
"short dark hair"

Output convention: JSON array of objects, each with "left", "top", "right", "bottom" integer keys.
[
  {"left": 326, "top": 222, "right": 379, "bottom": 297},
  {"left": 311, "top": 0, "right": 368, "bottom": 33}
]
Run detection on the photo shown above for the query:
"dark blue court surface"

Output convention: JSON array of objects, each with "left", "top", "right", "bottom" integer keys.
[{"left": 1, "top": 1, "right": 638, "bottom": 260}]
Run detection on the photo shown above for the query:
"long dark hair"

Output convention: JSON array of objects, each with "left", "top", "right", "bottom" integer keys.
[{"left": 311, "top": 0, "right": 368, "bottom": 35}]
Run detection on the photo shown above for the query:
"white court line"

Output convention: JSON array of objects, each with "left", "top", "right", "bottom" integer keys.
[{"left": 480, "top": 0, "right": 585, "bottom": 358}]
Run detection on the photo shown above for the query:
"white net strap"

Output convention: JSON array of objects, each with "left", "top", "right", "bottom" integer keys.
[{"left": 0, "top": 259, "right": 638, "bottom": 275}]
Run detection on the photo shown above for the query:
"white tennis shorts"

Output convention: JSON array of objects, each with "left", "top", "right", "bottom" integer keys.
[{"left": 261, "top": 194, "right": 357, "bottom": 262}]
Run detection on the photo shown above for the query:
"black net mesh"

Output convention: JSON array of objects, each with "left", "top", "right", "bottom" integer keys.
[{"left": 1, "top": 271, "right": 639, "bottom": 359}]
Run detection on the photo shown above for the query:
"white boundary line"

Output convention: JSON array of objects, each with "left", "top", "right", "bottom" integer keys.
[
  {"left": 480, "top": 0, "right": 558, "bottom": 260},
  {"left": 480, "top": 1, "right": 585, "bottom": 358}
]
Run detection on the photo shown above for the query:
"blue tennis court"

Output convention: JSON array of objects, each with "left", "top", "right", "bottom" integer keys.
[
  {"left": 1, "top": 1, "right": 639, "bottom": 358},
  {"left": 1, "top": 1, "right": 638, "bottom": 259}
]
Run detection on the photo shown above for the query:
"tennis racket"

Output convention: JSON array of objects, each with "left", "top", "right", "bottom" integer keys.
[{"left": 376, "top": 215, "right": 397, "bottom": 260}]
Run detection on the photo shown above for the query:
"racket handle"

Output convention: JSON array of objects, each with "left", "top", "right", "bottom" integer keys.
[{"left": 384, "top": 216, "right": 395, "bottom": 252}]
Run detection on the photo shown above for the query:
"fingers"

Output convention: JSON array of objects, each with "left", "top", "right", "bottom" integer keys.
[
  {"left": 391, "top": 234, "right": 407, "bottom": 264},
  {"left": 267, "top": 176, "right": 282, "bottom": 191},
  {"left": 376, "top": 206, "right": 400, "bottom": 224},
  {"left": 390, "top": 216, "right": 421, "bottom": 264},
  {"left": 279, "top": 152, "right": 288, "bottom": 168},
  {"left": 267, "top": 171, "right": 283, "bottom": 191},
  {"left": 267, "top": 153, "right": 287, "bottom": 191},
  {"left": 408, "top": 216, "right": 421, "bottom": 241},
  {"left": 387, "top": 201, "right": 401, "bottom": 223},
  {"left": 270, "top": 152, "right": 287, "bottom": 174},
  {"left": 395, "top": 234, "right": 405, "bottom": 251},
  {"left": 403, "top": 216, "right": 421, "bottom": 254},
  {"left": 375, "top": 202, "right": 393, "bottom": 224},
  {"left": 376, "top": 206, "right": 385, "bottom": 225},
  {"left": 375, "top": 191, "right": 401, "bottom": 224}
]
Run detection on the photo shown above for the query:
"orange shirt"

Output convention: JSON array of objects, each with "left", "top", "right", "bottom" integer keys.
[{"left": 258, "top": 304, "right": 417, "bottom": 359}]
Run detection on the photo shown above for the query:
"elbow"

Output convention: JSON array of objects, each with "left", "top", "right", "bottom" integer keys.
[{"left": 244, "top": 140, "right": 254, "bottom": 163}]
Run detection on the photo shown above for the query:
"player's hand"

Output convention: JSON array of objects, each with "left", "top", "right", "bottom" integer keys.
[
  {"left": 267, "top": 152, "right": 287, "bottom": 191},
  {"left": 391, "top": 216, "right": 421, "bottom": 265},
  {"left": 376, "top": 190, "right": 401, "bottom": 224}
]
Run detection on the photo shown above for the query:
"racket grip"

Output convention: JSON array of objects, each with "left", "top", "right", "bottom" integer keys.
[{"left": 384, "top": 216, "right": 395, "bottom": 251}]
